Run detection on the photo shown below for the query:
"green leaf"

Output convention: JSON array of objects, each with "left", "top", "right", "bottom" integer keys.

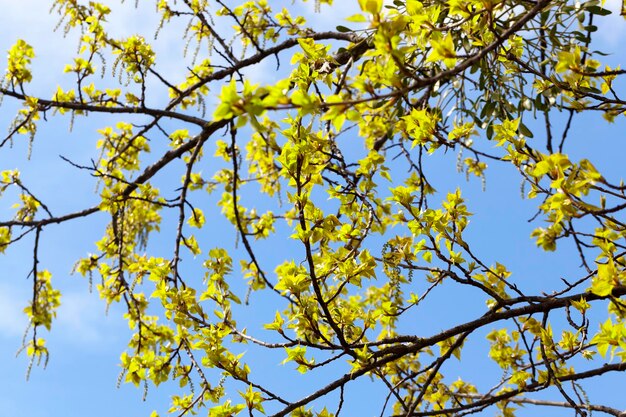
[
  {"left": 586, "top": 5, "right": 612, "bottom": 15},
  {"left": 518, "top": 122, "right": 534, "bottom": 138}
]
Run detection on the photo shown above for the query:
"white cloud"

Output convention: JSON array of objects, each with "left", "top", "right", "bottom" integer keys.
[
  {"left": 54, "top": 290, "right": 114, "bottom": 345},
  {"left": 0, "top": 282, "right": 28, "bottom": 338},
  {"left": 0, "top": 277, "right": 123, "bottom": 347}
]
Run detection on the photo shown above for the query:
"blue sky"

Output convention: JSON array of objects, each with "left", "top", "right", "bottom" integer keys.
[{"left": 1, "top": 1, "right": 626, "bottom": 417}]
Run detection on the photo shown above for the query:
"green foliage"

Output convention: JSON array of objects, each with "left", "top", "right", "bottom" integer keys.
[{"left": 2, "top": 0, "right": 626, "bottom": 416}]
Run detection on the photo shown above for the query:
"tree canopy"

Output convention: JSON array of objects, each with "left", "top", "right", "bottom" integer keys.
[{"left": 2, "top": 0, "right": 626, "bottom": 416}]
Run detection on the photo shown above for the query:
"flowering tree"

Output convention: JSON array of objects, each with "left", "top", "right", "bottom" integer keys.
[{"left": 2, "top": 0, "right": 626, "bottom": 416}]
